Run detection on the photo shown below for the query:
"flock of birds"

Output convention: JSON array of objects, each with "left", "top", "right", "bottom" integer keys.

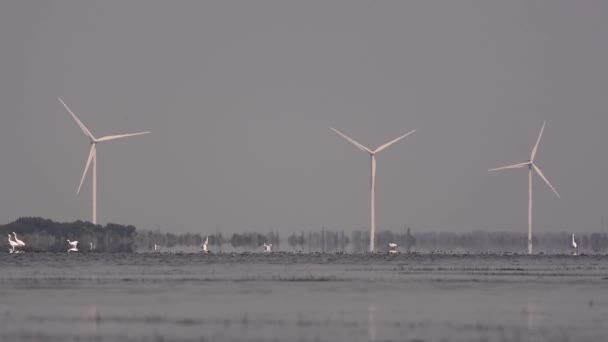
[
  {"left": 6, "top": 233, "right": 96, "bottom": 254},
  {"left": 7, "top": 232, "right": 580, "bottom": 255},
  {"left": 149, "top": 237, "right": 273, "bottom": 254},
  {"left": 7, "top": 232, "right": 25, "bottom": 253}
]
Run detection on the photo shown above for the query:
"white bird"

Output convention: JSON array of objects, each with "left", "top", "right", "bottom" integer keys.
[
  {"left": 8, "top": 234, "right": 19, "bottom": 253},
  {"left": 489, "top": 121, "right": 560, "bottom": 254},
  {"left": 89, "top": 242, "right": 95, "bottom": 251},
  {"left": 154, "top": 244, "right": 159, "bottom": 252},
  {"left": 388, "top": 243, "right": 398, "bottom": 255},
  {"left": 67, "top": 240, "right": 79, "bottom": 253},
  {"left": 331, "top": 127, "right": 416, "bottom": 252},
  {"left": 58, "top": 97, "right": 150, "bottom": 225},
  {"left": 571, "top": 233, "right": 578, "bottom": 256},
  {"left": 12, "top": 232, "right": 25, "bottom": 252},
  {"left": 263, "top": 243, "right": 272, "bottom": 252},
  {"left": 202, "top": 236, "right": 209, "bottom": 253}
]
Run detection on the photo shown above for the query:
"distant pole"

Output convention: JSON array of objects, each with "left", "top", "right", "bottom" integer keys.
[
  {"left": 216, "top": 226, "right": 221, "bottom": 253},
  {"left": 92, "top": 149, "right": 97, "bottom": 225},
  {"left": 308, "top": 232, "right": 312, "bottom": 253},
  {"left": 406, "top": 227, "right": 412, "bottom": 253},
  {"left": 370, "top": 154, "right": 376, "bottom": 252},
  {"left": 321, "top": 227, "right": 326, "bottom": 254},
  {"left": 528, "top": 166, "right": 533, "bottom": 254}
]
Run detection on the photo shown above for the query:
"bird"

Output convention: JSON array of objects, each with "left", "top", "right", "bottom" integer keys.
[
  {"left": 388, "top": 243, "right": 398, "bottom": 255},
  {"left": 154, "top": 244, "right": 159, "bottom": 252},
  {"left": 12, "top": 232, "right": 26, "bottom": 251},
  {"left": 263, "top": 243, "right": 272, "bottom": 252},
  {"left": 201, "top": 236, "right": 209, "bottom": 253},
  {"left": 571, "top": 234, "right": 578, "bottom": 256},
  {"left": 67, "top": 240, "right": 79, "bottom": 253},
  {"left": 89, "top": 242, "right": 96, "bottom": 251},
  {"left": 8, "top": 234, "right": 19, "bottom": 253}
]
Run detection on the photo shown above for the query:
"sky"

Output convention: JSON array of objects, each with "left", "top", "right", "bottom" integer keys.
[{"left": 1, "top": 1, "right": 607, "bottom": 235}]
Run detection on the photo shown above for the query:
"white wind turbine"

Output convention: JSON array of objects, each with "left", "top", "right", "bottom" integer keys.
[
  {"left": 489, "top": 121, "right": 560, "bottom": 254},
  {"left": 331, "top": 127, "right": 416, "bottom": 252},
  {"left": 59, "top": 98, "right": 150, "bottom": 225}
]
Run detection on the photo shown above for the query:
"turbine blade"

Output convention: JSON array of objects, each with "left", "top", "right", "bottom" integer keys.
[
  {"left": 77, "top": 145, "right": 96, "bottom": 194},
  {"left": 58, "top": 97, "right": 96, "bottom": 140},
  {"left": 532, "top": 164, "right": 560, "bottom": 198},
  {"left": 96, "top": 131, "right": 150, "bottom": 142},
  {"left": 530, "top": 121, "right": 546, "bottom": 162},
  {"left": 330, "top": 128, "right": 372, "bottom": 154},
  {"left": 374, "top": 129, "right": 416, "bottom": 153},
  {"left": 488, "top": 162, "right": 530, "bottom": 171}
]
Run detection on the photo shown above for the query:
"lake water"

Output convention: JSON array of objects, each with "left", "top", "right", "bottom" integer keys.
[{"left": 1, "top": 253, "right": 607, "bottom": 341}]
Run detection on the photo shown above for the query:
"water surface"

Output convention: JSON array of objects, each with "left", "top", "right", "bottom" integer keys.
[{"left": 1, "top": 253, "right": 607, "bottom": 341}]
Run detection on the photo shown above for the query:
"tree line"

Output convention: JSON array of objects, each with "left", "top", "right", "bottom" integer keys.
[
  {"left": 138, "top": 227, "right": 607, "bottom": 254},
  {"left": 134, "top": 230, "right": 280, "bottom": 251},
  {"left": 3, "top": 217, "right": 608, "bottom": 254},
  {"left": 1, "top": 217, "right": 136, "bottom": 252},
  {"left": 135, "top": 227, "right": 416, "bottom": 253}
]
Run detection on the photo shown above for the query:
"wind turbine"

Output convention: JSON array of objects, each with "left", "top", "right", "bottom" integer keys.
[
  {"left": 489, "top": 121, "right": 560, "bottom": 254},
  {"left": 59, "top": 97, "right": 150, "bottom": 225},
  {"left": 331, "top": 127, "right": 416, "bottom": 252}
]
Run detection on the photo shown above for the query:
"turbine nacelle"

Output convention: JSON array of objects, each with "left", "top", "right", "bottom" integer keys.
[
  {"left": 489, "top": 161, "right": 559, "bottom": 198},
  {"left": 59, "top": 97, "right": 150, "bottom": 144},
  {"left": 330, "top": 127, "right": 416, "bottom": 156}
]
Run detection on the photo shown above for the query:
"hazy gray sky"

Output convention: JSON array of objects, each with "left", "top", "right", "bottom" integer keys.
[{"left": 1, "top": 1, "right": 607, "bottom": 234}]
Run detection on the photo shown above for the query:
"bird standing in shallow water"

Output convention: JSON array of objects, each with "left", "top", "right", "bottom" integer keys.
[
  {"left": 201, "top": 236, "right": 209, "bottom": 253},
  {"left": 263, "top": 243, "right": 272, "bottom": 252},
  {"left": 12, "top": 232, "right": 25, "bottom": 252},
  {"left": 67, "top": 240, "right": 79, "bottom": 253},
  {"left": 571, "top": 234, "right": 578, "bottom": 255},
  {"left": 8, "top": 234, "right": 19, "bottom": 253},
  {"left": 388, "top": 243, "right": 398, "bottom": 255}
]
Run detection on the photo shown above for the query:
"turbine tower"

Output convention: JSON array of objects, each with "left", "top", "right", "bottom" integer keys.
[
  {"left": 59, "top": 98, "right": 150, "bottom": 225},
  {"left": 489, "top": 121, "right": 560, "bottom": 254},
  {"left": 331, "top": 127, "right": 416, "bottom": 252}
]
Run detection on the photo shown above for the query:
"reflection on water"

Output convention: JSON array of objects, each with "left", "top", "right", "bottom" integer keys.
[
  {"left": 368, "top": 305, "right": 376, "bottom": 341},
  {"left": 86, "top": 306, "right": 98, "bottom": 335},
  {"left": 0, "top": 253, "right": 607, "bottom": 341},
  {"left": 525, "top": 301, "right": 540, "bottom": 333}
]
